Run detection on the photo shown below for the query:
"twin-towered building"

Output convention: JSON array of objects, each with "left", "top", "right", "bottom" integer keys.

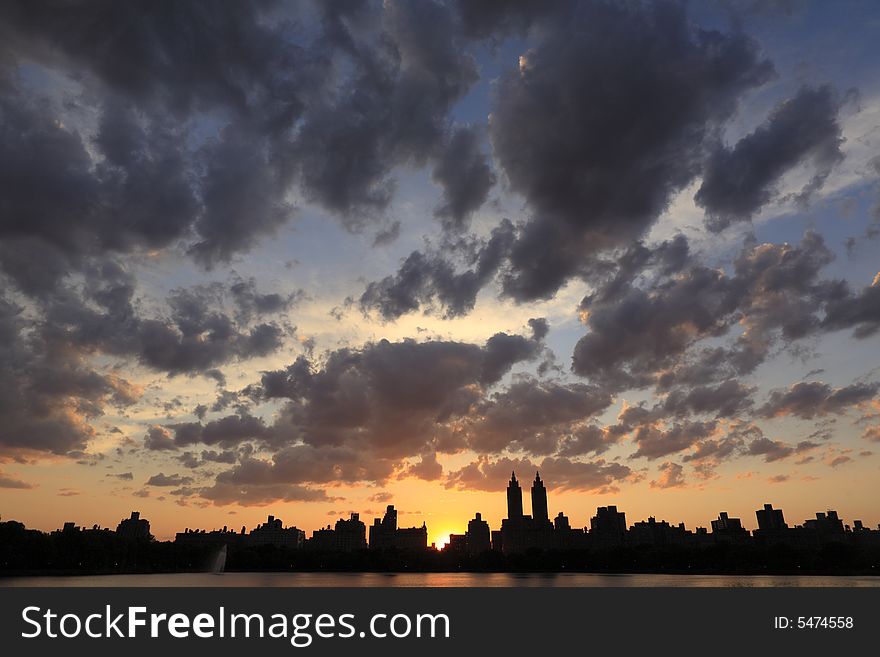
[{"left": 491, "top": 472, "right": 555, "bottom": 553}]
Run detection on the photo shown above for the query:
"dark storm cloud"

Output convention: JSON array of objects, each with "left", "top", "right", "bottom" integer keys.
[
  {"left": 44, "top": 268, "right": 287, "bottom": 377},
  {"left": 359, "top": 219, "right": 515, "bottom": 320},
  {"left": 163, "top": 325, "right": 548, "bottom": 504},
  {"left": 0, "top": 296, "right": 141, "bottom": 456},
  {"left": 256, "top": 327, "right": 545, "bottom": 456},
  {"left": 480, "top": 331, "right": 546, "bottom": 385},
  {"left": 432, "top": 125, "right": 496, "bottom": 232},
  {"left": 744, "top": 436, "right": 817, "bottom": 463},
  {"left": 444, "top": 455, "right": 631, "bottom": 493},
  {"left": 0, "top": 0, "right": 488, "bottom": 292},
  {"left": 0, "top": 0, "right": 317, "bottom": 117},
  {"left": 200, "top": 446, "right": 395, "bottom": 504},
  {"left": 696, "top": 85, "right": 844, "bottom": 231},
  {"left": 746, "top": 437, "right": 793, "bottom": 462},
  {"left": 290, "top": 0, "right": 478, "bottom": 222},
  {"left": 557, "top": 425, "right": 628, "bottom": 458},
  {"left": 0, "top": 267, "right": 280, "bottom": 457},
  {"left": 228, "top": 276, "right": 302, "bottom": 324},
  {"left": 170, "top": 413, "right": 270, "bottom": 449},
  {"left": 187, "top": 126, "right": 294, "bottom": 268},
  {"left": 463, "top": 378, "right": 614, "bottom": 455},
  {"left": 490, "top": 0, "right": 774, "bottom": 301},
  {"left": 572, "top": 231, "right": 838, "bottom": 389},
  {"left": 630, "top": 420, "right": 718, "bottom": 460},
  {"left": 144, "top": 426, "right": 177, "bottom": 451},
  {"left": 0, "top": 1, "right": 327, "bottom": 283},
  {"left": 455, "top": 0, "right": 562, "bottom": 39},
  {"left": 758, "top": 381, "right": 878, "bottom": 420},
  {"left": 661, "top": 380, "right": 756, "bottom": 418},
  {"left": 822, "top": 273, "right": 880, "bottom": 338}
]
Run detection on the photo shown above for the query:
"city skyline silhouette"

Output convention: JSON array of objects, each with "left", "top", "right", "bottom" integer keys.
[{"left": 4, "top": 471, "right": 878, "bottom": 558}]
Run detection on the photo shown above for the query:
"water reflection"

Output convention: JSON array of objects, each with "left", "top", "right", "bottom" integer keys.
[{"left": 2, "top": 572, "right": 879, "bottom": 587}]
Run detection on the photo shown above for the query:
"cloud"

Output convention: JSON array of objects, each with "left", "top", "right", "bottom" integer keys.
[
  {"left": 455, "top": 0, "right": 562, "bottom": 39},
  {"left": 289, "top": 0, "right": 478, "bottom": 222},
  {"left": 463, "top": 377, "right": 614, "bottom": 455},
  {"left": 228, "top": 276, "right": 302, "bottom": 324},
  {"left": 444, "top": 455, "right": 631, "bottom": 493},
  {"left": 745, "top": 437, "right": 817, "bottom": 463},
  {"left": 696, "top": 85, "right": 844, "bottom": 230},
  {"left": 572, "top": 231, "right": 839, "bottom": 389},
  {"left": 256, "top": 328, "right": 545, "bottom": 459},
  {"left": 0, "top": 295, "right": 141, "bottom": 457},
  {"left": 0, "top": 0, "right": 490, "bottom": 291},
  {"left": 107, "top": 472, "right": 133, "bottom": 481},
  {"left": 200, "top": 482, "right": 338, "bottom": 507},
  {"left": 0, "top": 1, "right": 340, "bottom": 279},
  {"left": 144, "top": 426, "right": 177, "bottom": 451},
  {"left": 489, "top": 0, "right": 773, "bottom": 300},
  {"left": 146, "top": 473, "right": 194, "bottom": 487},
  {"left": 661, "top": 380, "right": 756, "bottom": 419},
  {"left": 0, "top": 470, "right": 35, "bottom": 489},
  {"left": 360, "top": 219, "right": 515, "bottom": 320},
  {"left": 746, "top": 437, "right": 794, "bottom": 462},
  {"left": 822, "top": 272, "right": 880, "bottom": 338},
  {"left": 170, "top": 413, "right": 271, "bottom": 449},
  {"left": 631, "top": 421, "right": 718, "bottom": 460},
  {"left": 649, "top": 462, "right": 686, "bottom": 489},
  {"left": 43, "top": 270, "right": 287, "bottom": 378},
  {"left": 400, "top": 453, "right": 443, "bottom": 481},
  {"left": 758, "top": 381, "right": 877, "bottom": 419},
  {"left": 432, "top": 125, "right": 496, "bottom": 232}
]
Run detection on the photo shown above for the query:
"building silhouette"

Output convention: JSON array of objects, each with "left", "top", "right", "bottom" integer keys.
[
  {"left": 495, "top": 472, "right": 555, "bottom": 553},
  {"left": 553, "top": 511, "right": 588, "bottom": 549},
  {"left": 176, "top": 525, "right": 245, "bottom": 548},
  {"left": 307, "top": 513, "right": 367, "bottom": 551},
  {"left": 369, "top": 505, "right": 427, "bottom": 550},
  {"left": 756, "top": 504, "right": 787, "bottom": 531},
  {"left": 804, "top": 510, "right": 845, "bottom": 535},
  {"left": 115, "top": 511, "right": 151, "bottom": 540},
  {"left": 466, "top": 512, "right": 491, "bottom": 555},
  {"left": 506, "top": 472, "right": 523, "bottom": 519},
  {"left": 531, "top": 472, "right": 549, "bottom": 523},
  {"left": 710, "top": 512, "right": 748, "bottom": 543},
  {"left": 590, "top": 505, "right": 627, "bottom": 547},
  {"left": 629, "top": 517, "right": 692, "bottom": 547},
  {"left": 248, "top": 515, "right": 305, "bottom": 549}
]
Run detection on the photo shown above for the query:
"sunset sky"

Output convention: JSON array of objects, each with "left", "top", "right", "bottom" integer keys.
[{"left": 1, "top": 0, "right": 879, "bottom": 546}]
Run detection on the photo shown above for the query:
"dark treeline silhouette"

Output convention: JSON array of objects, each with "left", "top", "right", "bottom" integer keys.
[{"left": 2, "top": 472, "right": 879, "bottom": 576}]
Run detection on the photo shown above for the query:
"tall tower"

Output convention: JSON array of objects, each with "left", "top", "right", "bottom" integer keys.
[
  {"left": 531, "top": 472, "right": 548, "bottom": 522},
  {"left": 506, "top": 472, "right": 523, "bottom": 520}
]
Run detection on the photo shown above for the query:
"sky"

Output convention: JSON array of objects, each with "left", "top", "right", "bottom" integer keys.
[{"left": 0, "top": 0, "right": 879, "bottom": 547}]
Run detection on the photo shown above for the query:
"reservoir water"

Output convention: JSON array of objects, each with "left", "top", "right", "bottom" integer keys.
[{"left": 2, "top": 572, "right": 878, "bottom": 587}]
